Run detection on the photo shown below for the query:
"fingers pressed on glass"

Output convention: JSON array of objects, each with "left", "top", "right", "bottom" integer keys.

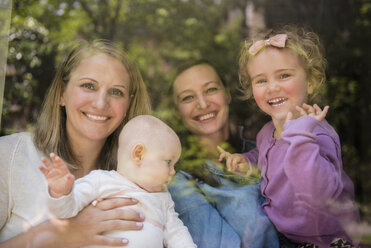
[
  {"left": 216, "top": 145, "right": 225, "bottom": 153},
  {"left": 217, "top": 145, "right": 228, "bottom": 162},
  {"left": 39, "top": 163, "right": 49, "bottom": 176},
  {"left": 41, "top": 157, "right": 53, "bottom": 169},
  {"left": 50, "top": 153, "right": 66, "bottom": 170},
  {"left": 232, "top": 157, "right": 240, "bottom": 170},
  {"left": 317, "top": 105, "right": 329, "bottom": 121},
  {"left": 296, "top": 106, "right": 306, "bottom": 116}
]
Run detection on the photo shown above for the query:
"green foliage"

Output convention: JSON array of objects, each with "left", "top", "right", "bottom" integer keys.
[
  {"left": 176, "top": 134, "right": 260, "bottom": 187},
  {"left": 3, "top": 7, "right": 56, "bottom": 133},
  {"left": 3, "top": 0, "right": 371, "bottom": 224}
]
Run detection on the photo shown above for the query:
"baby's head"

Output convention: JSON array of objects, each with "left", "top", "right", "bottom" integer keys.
[
  {"left": 117, "top": 115, "right": 181, "bottom": 192},
  {"left": 239, "top": 25, "right": 327, "bottom": 102}
]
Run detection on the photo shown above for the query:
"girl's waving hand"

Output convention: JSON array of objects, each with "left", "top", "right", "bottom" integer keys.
[
  {"left": 217, "top": 146, "right": 252, "bottom": 176},
  {"left": 296, "top": 103, "right": 329, "bottom": 122}
]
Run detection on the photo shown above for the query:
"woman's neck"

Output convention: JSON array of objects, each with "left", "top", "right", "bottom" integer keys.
[
  {"left": 196, "top": 124, "right": 229, "bottom": 158},
  {"left": 68, "top": 135, "right": 105, "bottom": 179}
]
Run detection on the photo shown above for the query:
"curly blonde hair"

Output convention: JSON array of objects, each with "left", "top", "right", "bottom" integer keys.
[{"left": 239, "top": 25, "right": 327, "bottom": 101}]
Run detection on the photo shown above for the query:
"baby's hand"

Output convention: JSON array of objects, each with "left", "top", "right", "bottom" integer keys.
[
  {"left": 286, "top": 103, "right": 329, "bottom": 123},
  {"left": 39, "top": 153, "right": 75, "bottom": 198},
  {"left": 217, "top": 146, "right": 252, "bottom": 176}
]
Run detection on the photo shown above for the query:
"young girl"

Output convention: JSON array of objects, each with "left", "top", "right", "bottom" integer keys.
[{"left": 218, "top": 25, "right": 360, "bottom": 247}]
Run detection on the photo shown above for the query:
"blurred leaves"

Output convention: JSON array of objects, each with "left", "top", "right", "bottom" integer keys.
[
  {"left": 3, "top": 0, "right": 371, "bottom": 225},
  {"left": 176, "top": 134, "right": 260, "bottom": 187}
]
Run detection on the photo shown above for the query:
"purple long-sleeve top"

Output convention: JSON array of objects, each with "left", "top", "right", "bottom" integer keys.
[{"left": 243, "top": 116, "right": 359, "bottom": 247}]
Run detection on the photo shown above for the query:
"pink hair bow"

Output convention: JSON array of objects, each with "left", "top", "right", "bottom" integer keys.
[{"left": 248, "top": 34, "right": 288, "bottom": 55}]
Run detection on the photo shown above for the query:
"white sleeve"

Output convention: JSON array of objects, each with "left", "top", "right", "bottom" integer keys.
[
  {"left": 163, "top": 193, "right": 197, "bottom": 248},
  {"left": 47, "top": 171, "right": 102, "bottom": 218},
  {"left": 0, "top": 135, "right": 16, "bottom": 230}
]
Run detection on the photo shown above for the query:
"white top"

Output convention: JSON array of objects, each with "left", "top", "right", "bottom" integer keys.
[
  {"left": 0, "top": 132, "right": 49, "bottom": 241},
  {"left": 48, "top": 170, "right": 196, "bottom": 248}
]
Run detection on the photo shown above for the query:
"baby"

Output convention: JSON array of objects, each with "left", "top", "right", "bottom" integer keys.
[{"left": 40, "top": 115, "right": 196, "bottom": 248}]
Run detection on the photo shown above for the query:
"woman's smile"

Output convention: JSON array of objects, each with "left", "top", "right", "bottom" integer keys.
[
  {"left": 195, "top": 112, "right": 216, "bottom": 122},
  {"left": 84, "top": 112, "right": 110, "bottom": 121}
]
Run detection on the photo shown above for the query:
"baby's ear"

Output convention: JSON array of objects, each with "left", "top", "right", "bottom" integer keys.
[{"left": 131, "top": 143, "right": 145, "bottom": 165}]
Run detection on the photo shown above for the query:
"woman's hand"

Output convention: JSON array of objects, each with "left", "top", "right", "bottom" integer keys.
[
  {"left": 0, "top": 197, "right": 144, "bottom": 248},
  {"left": 217, "top": 146, "right": 252, "bottom": 176},
  {"left": 60, "top": 197, "right": 145, "bottom": 247}
]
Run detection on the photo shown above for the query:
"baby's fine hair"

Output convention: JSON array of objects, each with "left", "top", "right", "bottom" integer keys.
[
  {"left": 239, "top": 25, "right": 327, "bottom": 101},
  {"left": 119, "top": 115, "right": 181, "bottom": 152}
]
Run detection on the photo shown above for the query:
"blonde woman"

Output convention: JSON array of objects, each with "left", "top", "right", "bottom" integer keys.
[{"left": 0, "top": 39, "right": 151, "bottom": 247}]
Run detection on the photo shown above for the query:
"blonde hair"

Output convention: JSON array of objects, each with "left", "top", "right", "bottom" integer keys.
[
  {"left": 239, "top": 25, "right": 327, "bottom": 101},
  {"left": 34, "top": 39, "right": 151, "bottom": 170}
]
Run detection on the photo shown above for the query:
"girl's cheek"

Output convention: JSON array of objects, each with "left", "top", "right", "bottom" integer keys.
[{"left": 252, "top": 88, "right": 263, "bottom": 102}]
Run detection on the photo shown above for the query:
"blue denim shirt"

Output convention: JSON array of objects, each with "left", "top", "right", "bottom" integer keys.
[{"left": 168, "top": 160, "right": 279, "bottom": 248}]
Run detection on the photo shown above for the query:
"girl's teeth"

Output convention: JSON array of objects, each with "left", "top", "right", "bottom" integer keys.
[
  {"left": 199, "top": 113, "right": 215, "bottom": 121},
  {"left": 86, "top": 114, "right": 108, "bottom": 121},
  {"left": 268, "top": 98, "right": 287, "bottom": 106}
]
